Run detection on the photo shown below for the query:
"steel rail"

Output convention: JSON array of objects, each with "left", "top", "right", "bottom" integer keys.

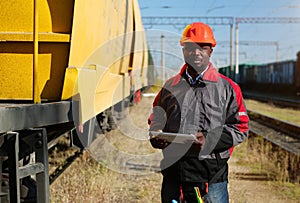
[
  {"left": 49, "top": 149, "right": 83, "bottom": 185},
  {"left": 248, "top": 110, "right": 300, "bottom": 156},
  {"left": 243, "top": 92, "right": 300, "bottom": 110}
]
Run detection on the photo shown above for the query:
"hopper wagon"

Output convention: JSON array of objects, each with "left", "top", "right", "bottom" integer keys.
[{"left": 0, "top": 0, "right": 150, "bottom": 202}]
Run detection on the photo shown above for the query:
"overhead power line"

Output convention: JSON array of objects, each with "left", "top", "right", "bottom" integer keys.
[
  {"left": 218, "top": 40, "right": 278, "bottom": 47},
  {"left": 234, "top": 17, "right": 300, "bottom": 81},
  {"left": 142, "top": 16, "right": 233, "bottom": 29},
  {"left": 236, "top": 17, "right": 300, "bottom": 24}
]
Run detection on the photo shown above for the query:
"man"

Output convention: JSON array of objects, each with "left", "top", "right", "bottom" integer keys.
[{"left": 148, "top": 22, "right": 249, "bottom": 203}]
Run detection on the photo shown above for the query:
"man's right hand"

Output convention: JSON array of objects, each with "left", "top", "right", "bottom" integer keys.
[{"left": 150, "top": 137, "right": 170, "bottom": 149}]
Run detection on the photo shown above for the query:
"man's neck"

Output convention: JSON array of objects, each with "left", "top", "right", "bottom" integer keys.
[
  {"left": 187, "top": 65, "right": 201, "bottom": 80},
  {"left": 186, "top": 64, "right": 210, "bottom": 80}
]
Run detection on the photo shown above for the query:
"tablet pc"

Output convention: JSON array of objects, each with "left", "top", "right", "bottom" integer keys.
[{"left": 150, "top": 131, "right": 196, "bottom": 144}]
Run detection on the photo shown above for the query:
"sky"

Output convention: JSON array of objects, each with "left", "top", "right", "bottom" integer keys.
[{"left": 138, "top": 0, "right": 300, "bottom": 75}]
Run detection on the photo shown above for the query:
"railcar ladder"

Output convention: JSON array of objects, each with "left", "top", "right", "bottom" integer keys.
[{"left": 0, "top": 128, "right": 49, "bottom": 203}]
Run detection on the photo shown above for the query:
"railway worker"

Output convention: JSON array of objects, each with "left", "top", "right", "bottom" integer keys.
[{"left": 148, "top": 22, "right": 249, "bottom": 203}]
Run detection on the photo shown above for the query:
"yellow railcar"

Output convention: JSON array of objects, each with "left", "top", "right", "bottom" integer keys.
[
  {"left": 0, "top": 1, "right": 149, "bottom": 202},
  {"left": 0, "top": 0, "right": 148, "bottom": 124}
]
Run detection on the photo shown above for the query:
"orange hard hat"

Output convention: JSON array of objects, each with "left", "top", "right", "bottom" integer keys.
[{"left": 180, "top": 22, "right": 216, "bottom": 47}]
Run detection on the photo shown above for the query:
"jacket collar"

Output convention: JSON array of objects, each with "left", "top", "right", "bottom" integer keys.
[{"left": 171, "top": 62, "right": 219, "bottom": 86}]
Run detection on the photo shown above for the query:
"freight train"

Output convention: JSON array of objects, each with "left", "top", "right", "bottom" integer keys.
[
  {"left": 0, "top": 0, "right": 151, "bottom": 202},
  {"left": 218, "top": 51, "right": 300, "bottom": 97}
]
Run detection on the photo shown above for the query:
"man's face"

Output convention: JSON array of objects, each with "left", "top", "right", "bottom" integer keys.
[{"left": 182, "top": 43, "right": 213, "bottom": 73}]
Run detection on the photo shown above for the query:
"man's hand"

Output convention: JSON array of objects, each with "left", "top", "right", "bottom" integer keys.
[
  {"left": 150, "top": 136, "right": 170, "bottom": 149},
  {"left": 194, "top": 132, "right": 206, "bottom": 150},
  {"left": 77, "top": 124, "right": 83, "bottom": 133},
  {"left": 149, "top": 130, "right": 170, "bottom": 149},
  {"left": 153, "top": 137, "right": 170, "bottom": 149}
]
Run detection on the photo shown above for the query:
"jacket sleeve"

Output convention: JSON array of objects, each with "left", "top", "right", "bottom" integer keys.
[
  {"left": 148, "top": 89, "right": 169, "bottom": 149},
  {"left": 212, "top": 81, "right": 249, "bottom": 153},
  {"left": 148, "top": 90, "right": 166, "bottom": 130}
]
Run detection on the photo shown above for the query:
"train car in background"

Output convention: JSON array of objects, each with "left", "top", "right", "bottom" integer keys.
[
  {"left": 218, "top": 51, "right": 300, "bottom": 97},
  {"left": 0, "top": 0, "right": 150, "bottom": 202}
]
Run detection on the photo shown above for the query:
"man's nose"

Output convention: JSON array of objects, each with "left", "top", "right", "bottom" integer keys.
[{"left": 193, "top": 48, "right": 202, "bottom": 55}]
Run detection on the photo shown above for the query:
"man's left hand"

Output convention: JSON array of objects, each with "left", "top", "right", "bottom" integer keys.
[{"left": 194, "top": 132, "right": 206, "bottom": 150}]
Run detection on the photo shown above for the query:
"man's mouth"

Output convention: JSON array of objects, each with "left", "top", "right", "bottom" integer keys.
[{"left": 193, "top": 58, "right": 201, "bottom": 64}]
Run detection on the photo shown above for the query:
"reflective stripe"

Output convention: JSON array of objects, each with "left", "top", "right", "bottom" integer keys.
[
  {"left": 238, "top": 112, "right": 247, "bottom": 116},
  {"left": 198, "top": 150, "right": 230, "bottom": 160}
]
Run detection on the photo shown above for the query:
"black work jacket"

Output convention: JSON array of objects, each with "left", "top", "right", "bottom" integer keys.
[{"left": 148, "top": 63, "right": 249, "bottom": 183}]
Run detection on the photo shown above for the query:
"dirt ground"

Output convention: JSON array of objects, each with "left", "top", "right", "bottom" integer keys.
[
  {"left": 114, "top": 94, "right": 298, "bottom": 202},
  {"left": 51, "top": 94, "right": 299, "bottom": 202}
]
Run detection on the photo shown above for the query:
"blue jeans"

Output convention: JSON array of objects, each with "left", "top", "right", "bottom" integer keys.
[{"left": 208, "top": 181, "right": 229, "bottom": 203}]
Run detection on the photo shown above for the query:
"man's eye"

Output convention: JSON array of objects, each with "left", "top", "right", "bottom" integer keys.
[{"left": 185, "top": 46, "right": 210, "bottom": 52}]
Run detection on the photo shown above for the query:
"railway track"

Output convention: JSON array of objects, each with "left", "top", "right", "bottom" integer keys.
[
  {"left": 243, "top": 91, "right": 300, "bottom": 110},
  {"left": 248, "top": 110, "right": 300, "bottom": 156}
]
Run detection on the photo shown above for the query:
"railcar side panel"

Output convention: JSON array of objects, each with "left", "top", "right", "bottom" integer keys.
[{"left": 0, "top": 0, "right": 74, "bottom": 100}]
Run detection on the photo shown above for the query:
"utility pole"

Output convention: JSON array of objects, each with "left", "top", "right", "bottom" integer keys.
[
  {"left": 161, "top": 34, "right": 165, "bottom": 86},
  {"left": 235, "top": 23, "right": 239, "bottom": 82},
  {"left": 229, "top": 23, "right": 234, "bottom": 79}
]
